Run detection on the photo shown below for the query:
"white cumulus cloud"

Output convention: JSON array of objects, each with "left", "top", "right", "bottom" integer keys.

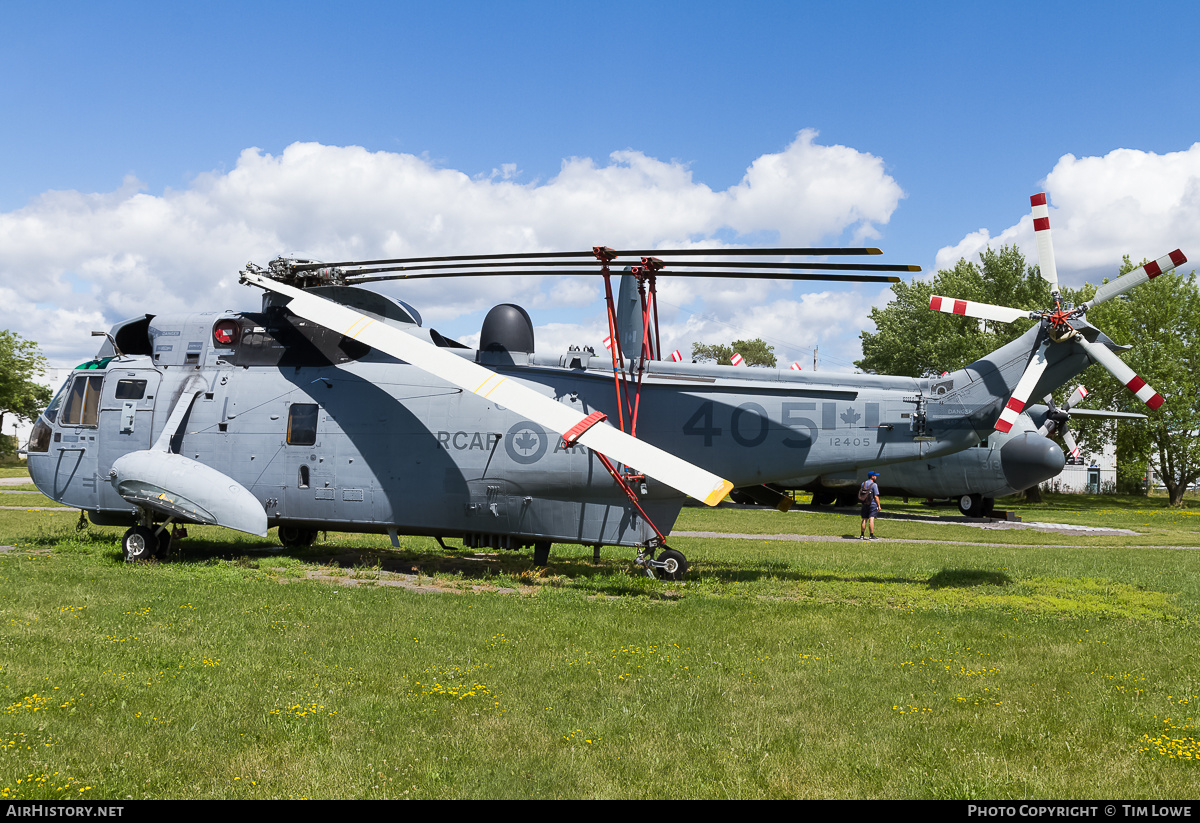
[
  {"left": 934, "top": 143, "right": 1200, "bottom": 286},
  {"left": 0, "top": 131, "right": 905, "bottom": 365}
]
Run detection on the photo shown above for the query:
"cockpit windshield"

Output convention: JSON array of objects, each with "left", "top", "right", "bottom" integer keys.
[
  {"left": 41, "top": 378, "right": 71, "bottom": 423},
  {"left": 59, "top": 374, "right": 103, "bottom": 427}
]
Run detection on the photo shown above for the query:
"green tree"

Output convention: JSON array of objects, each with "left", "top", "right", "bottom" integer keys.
[
  {"left": 0, "top": 331, "right": 52, "bottom": 454},
  {"left": 691, "top": 338, "right": 776, "bottom": 367},
  {"left": 1075, "top": 258, "right": 1200, "bottom": 507},
  {"left": 857, "top": 245, "right": 1055, "bottom": 377}
]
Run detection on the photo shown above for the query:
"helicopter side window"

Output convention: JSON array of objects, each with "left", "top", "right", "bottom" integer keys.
[
  {"left": 27, "top": 419, "right": 52, "bottom": 453},
  {"left": 114, "top": 379, "right": 147, "bottom": 400},
  {"left": 287, "top": 404, "right": 319, "bottom": 446},
  {"left": 60, "top": 375, "right": 104, "bottom": 426}
]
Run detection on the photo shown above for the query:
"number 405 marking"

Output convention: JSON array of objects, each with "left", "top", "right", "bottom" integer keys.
[{"left": 682, "top": 400, "right": 818, "bottom": 449}]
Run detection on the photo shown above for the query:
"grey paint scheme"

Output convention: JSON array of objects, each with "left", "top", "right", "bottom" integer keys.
[
  {"left": 28, "top": 294, "right": 1102, "bottom": 551},
  {"left": 792, "top": 412, "right": 1066, "bottom": 502}
]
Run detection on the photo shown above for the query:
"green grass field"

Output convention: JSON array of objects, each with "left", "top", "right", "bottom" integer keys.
[{"left": 0, "top": 485, "right": 1197, "bottom": 799}]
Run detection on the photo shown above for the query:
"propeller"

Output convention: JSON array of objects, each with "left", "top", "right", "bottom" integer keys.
[
  {"left": 1037, "top": 385, "right": 1090, "bottom": 460},
  {"left": 928, "top": 192, "right": 1186, "bottom": 431},
  {"left": 1035, "top": 384, "right": 1148, "bottom": 463},
  {"left": 240, "top": 270, "right": 735, "bottom": 507}
]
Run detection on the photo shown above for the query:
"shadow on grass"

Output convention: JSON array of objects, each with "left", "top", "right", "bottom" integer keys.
[
  {"left": 32, "top": 527, "right": 1013, "bottom": 599},
  {"left": 926, "top": 568, "right": 1013, "bottom": 588}
]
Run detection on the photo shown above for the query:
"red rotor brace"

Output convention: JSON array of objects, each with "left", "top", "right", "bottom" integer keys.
[{"left": 589, "top": 245, "right": 671, "bottom": 545}]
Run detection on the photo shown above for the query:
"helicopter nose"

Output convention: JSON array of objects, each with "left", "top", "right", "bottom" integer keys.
[{"left": 1000, "top": 433, "right": 1066, "bottom": 492}]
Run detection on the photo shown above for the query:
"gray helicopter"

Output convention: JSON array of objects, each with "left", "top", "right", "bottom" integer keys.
[
  {"left": 23, "top": 193, "right": 1184, "bottom": 579},
  {"left": 768, "top": 388, "right": 1146, "bottom": 517}
]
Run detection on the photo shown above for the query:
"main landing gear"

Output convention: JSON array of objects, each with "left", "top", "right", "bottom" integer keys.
[
  {"left": 634, "top": 545, "right": 689, "bottom": 581},
  {"left": 278, "top": 526, "right": 318, "bottom": 548},
  {"left": 957, "top": 494, "right": 995, "bottom": 518}
]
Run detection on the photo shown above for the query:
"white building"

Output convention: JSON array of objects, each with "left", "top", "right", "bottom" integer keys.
[{"left": 1043, "top": 440, "right": 1117, "bottom": 494}]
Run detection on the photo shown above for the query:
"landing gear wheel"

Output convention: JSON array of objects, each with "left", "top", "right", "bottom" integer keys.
[
  {"left": 958, "top": 493, "right": 984, "bottom": 518},
  {"left": 810, "top": 490, "right": 836, "bottom": 507},
  {"left": 533, "top": 541, "right": 551, "bottom": 566},
  {"left": 835, "top": 493, "right": 857, "bottom": 508},
  {"left": 278, "top": 526, "right": 317, "bottom": 548},
  {"left": 122, "top": 526, "right": 158, "bottom": 562},
  {"left": 981, "top": 497, "right": 995, "bottom": 518},
  {"left": 656, "top": 548, "right": 688, "bottom": 582},
  {"left": 155, "top": 529, "right": 172, "bottom": 560}
]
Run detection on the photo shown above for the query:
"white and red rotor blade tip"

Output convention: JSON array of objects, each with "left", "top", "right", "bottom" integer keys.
[
  {"left": 995, "top": 341, "right": 1051, "bottom": 433},
  {"left": 929, "top": 295, "right": 1031, "bottom": 324},
  {"left": 1030, "top": 193, "right": 1060, "bottom": 295},
  {"left": 1075, "top": 336, "right": 1164, "bottom": 410},
  {"left": 1080, "top": 250, "right": 1187, "bottom": 312},
  {"left": 1064, "top": 385, "right": 1088, "bottom": 410},
  {"left": 1062, "top": 429, "right": 1081, "bottom": 461}
]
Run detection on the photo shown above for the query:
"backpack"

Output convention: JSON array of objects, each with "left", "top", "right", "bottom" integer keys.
[{"left": 857, "top": 481, "right": 871, "bottom": 502}]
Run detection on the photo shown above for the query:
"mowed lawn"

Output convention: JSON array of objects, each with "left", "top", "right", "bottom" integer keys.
[{"left": 0, "top": 486, "right": 1197, "bottom": 799}]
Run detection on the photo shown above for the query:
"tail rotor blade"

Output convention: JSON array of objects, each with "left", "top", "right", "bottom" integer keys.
[
  {"left": 996, "top": 341, "right": 1051, "bottom": 433},
  {"left": 1064, "top": 385, "right": 1088, "bottom": 411},
  {"left": 929, "top": 295, "right": 1032, "bottom": 324},
  {"left": 1074, "top": 336, "right": 1164, "bottom": 410},
  {"left": 1062, "top": 428, "right": 1081, "bottom": 461},
  {"left": 1030, "top": 193, "right": 1060, "bottom": 295},
  {"left": 1079, "top": 250, "right": 1187, "bottom": 312}
]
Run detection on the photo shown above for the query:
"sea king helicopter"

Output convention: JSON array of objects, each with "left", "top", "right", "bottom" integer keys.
[
  {"left": 759, "top": 386, "right": 1147, "bottom": 517},
  {"left": 24, "top": 194, "right": 1185, "bottom": 579}
]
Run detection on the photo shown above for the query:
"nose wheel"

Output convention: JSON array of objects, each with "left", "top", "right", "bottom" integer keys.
[
  {"left": 122, "top": 512, "right": 179, "bottom": 561},
  {"left": 634, "top": 546, "right": 689, "bottom": 581}
]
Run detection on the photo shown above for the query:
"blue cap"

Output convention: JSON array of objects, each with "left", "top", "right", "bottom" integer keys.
[{"left": 868, "top": 471, "right": 878, "bottom": 477}]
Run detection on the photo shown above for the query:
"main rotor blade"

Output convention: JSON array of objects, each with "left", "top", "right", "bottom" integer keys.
[
  {"left": 995, "top": 340, "right": 1051, "bottom": 433},
  {"left": 1073, "top": 335, "right": 1164, "bottom": 410},
  {"left": 342, "top": 258, "right": 919, "bottom": 278},
  {"left": 349, "top": 268, "right": 903, "bottom": 284},
  {"left": 1030, "top": 193, "right": 1060, "bottom": 295},
  {"left": 1078, "top": 250, "right": 1187, "bottom": 312},
  {"left": 928, "top": 295, "right": 1033, "bottom": 324},
  {"left": 240, "top": 271, "right": 734, "bottom": 506},
  {"left": 294, "top": 247, "right": 888, "bottom": 271}
]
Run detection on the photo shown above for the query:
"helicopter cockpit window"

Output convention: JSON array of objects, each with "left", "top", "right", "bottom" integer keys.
[
  {"left": 287, "top": 404, "right": 319, "bottom": 446},
  {"left": 60, "top": 375, "right": 104, "bottom": 427},
  {"left": 41, "top": 379, "right": 71, "bottom": 423},
  {"left": 114, "top": 379, "right": 147, "bottom": 400},
  {"left": 27, "top": 418, "right": 52, "bottom": 453}
]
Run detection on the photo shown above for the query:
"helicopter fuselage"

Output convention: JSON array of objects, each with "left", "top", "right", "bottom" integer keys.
[{"left": 26, "top": 297, "right": 1087, "bottom": 551}]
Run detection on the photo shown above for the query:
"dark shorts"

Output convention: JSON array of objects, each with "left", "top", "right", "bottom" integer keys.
[{"left": 861, "top": 501, "right": 879, "bottom": 518}]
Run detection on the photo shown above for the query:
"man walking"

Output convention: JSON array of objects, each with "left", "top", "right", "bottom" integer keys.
[{"left": 859, "top": 470, "right": 882, "bottom": 540}]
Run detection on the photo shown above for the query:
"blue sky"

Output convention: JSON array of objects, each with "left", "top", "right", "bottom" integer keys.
[{"left": 3, "top": 0, "right": 1200, "bottom": 377}]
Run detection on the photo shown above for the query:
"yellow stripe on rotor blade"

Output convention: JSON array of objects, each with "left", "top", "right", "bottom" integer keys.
[
  {"left": 475, "top": 374, "right": 507, "bottom": 397},
  {"left": 704, "top": 481, "right": 735, "bottom": 507},
  {"left": 345, "top": 316, "right": 376, "bottom": 339}
]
